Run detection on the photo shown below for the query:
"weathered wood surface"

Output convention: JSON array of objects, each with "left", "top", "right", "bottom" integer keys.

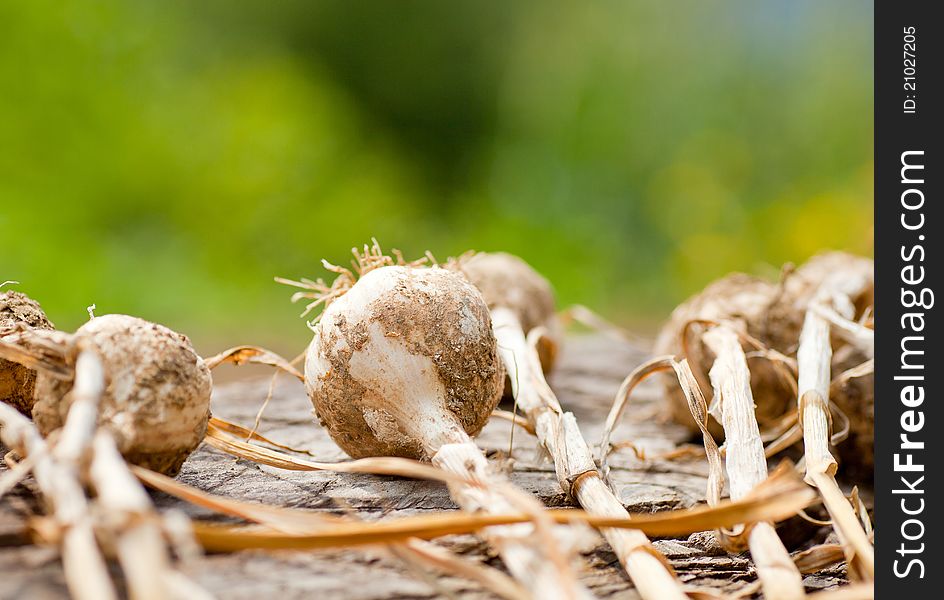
[{"left": 1, "top": 335, "right": 853, "bottom": 599}]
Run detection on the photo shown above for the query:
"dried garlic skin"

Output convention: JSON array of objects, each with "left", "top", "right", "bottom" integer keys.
[
  {"left": 0, "top": 291, "right": 55, "bottom": 416},
  {"left": 778, "top": 252, "right": 874, "bottom": 319},
  {"left": 33, "top": 314, "right": 211, "bottom": 476},
  {"left": 453, "top": 252, "right": 561, "bottom": 374},
  {"left": 828, "top": 363, "right": 873, "bottom": 476},
  {"left": 305, "top": 266, "right": 504, "bottom": 459}
]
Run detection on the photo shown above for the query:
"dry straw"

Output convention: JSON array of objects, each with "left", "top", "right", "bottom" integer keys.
[
  {"left": 603, "top": 252, "right": 875, "bottom": 598},
  {"left": 602, "top": 337, "right": 806, "bottom": 598},
  {"left": 2, "top": 250, "right": 874, "bottom": 598},
  {"left": 793, "top": 255, "right": 874, "bottom": 579},
  {"left": 134, "top": 457, "right": 814, "bottom": 547},
  {"left": 1, "top": 349, "right": 211, "bottom": 600}
]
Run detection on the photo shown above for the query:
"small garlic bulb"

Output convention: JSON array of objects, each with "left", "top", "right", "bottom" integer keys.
[
  {"left": 33, "top": 314, "right": 211, "bottom": 476},
  {"left": 1, "top": 291, "right": 55, "bottom": 416}
]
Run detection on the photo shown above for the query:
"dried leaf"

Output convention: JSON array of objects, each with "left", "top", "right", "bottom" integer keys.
[
  {"left": 489, "top": 410, "right": 536, "bottom": 436},
  {"left": 152, "top": 462, "right": 814, "bottom": 551},
  {"left": 600, "top": 355, "right": 676, "bottom": 472},
  {"left": 204, "top": 421, "right": 471, "bottom": 486},
  {"left": 135, "top": 466, "right": 529, "bottom": 600},
  {"left": 792, "top": 543, "right": 845, "bottom": 574},
  {"left": 209, "top": 417, "right": 318, "bottom": 456},
  {"left": 203, "top": 346, "right": 303, "bottom": 380},
  {"left": 0, "top": 337, "right": 72, "bottom": 379},
  {"left": 393, "top": 539, "right": 529, "bottom": 600}
]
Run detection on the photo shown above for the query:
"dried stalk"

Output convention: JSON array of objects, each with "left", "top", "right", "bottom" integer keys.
[
  {"left": 203, "top": 345, "right": 304, "bottom": 380},
  {"left": 702, "top": 326, "right": 805, "bottom": 600},
  {"left": 491, "top": 307, "right": 686, "bottom": 600},
  {"left": 0, "top": 452, "right": 34, "bottom": 499},
  {"left": 2, "top": 349, "right": 211, "bottom": 600},
  {"left": 90, "top": 430, "right": 212, "bottom": 600},
  {"left": 391, "top": 538, "right": 530, "bottom": 600},
  {"left": 0, "top": 351, "right": 117, "bottom": 600},
  {"left": 431, "top": 437, "right": 593, "bottom": 600},
  {"left": 211, "top": 414, "right": 590, "bottom": 598},
  {"left": 135, "top": 461, "right": 815, "bottom": 546},
  {"left": 797, "top": 283, "right": 874, "bottom": 580},
  {"left": 204, "top": 420, "right": 471, "bottom": 485},
  {"left": 65, "top": 349, "right": 209, "bottom": 600}
]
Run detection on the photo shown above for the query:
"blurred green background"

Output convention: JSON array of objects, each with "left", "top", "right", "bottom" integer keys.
[{"left": 0, "top": 1, "right": 873, "bottom": 355}]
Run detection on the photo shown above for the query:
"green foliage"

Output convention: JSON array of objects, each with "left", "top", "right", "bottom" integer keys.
[{"left": 0, "top": 1, "right": 872, "bottom": 352}]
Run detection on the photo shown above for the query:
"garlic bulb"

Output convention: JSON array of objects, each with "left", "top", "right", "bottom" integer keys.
[
  {"left": 452, "top": 252, "right": 561, "bottom": 377},
  {"left": 305, "top": 265, "right": 503, "bottom": 459},
  {"left": 1, "top": 290, "right": 55, "bottom": 416},
  {"left": 33, "top": 314, "right": 211, "bottom": 476}
]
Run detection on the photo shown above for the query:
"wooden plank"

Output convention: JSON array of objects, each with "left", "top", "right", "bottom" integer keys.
[{"left": 0, "top": 335, "right": 853, "bottom": 598}]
